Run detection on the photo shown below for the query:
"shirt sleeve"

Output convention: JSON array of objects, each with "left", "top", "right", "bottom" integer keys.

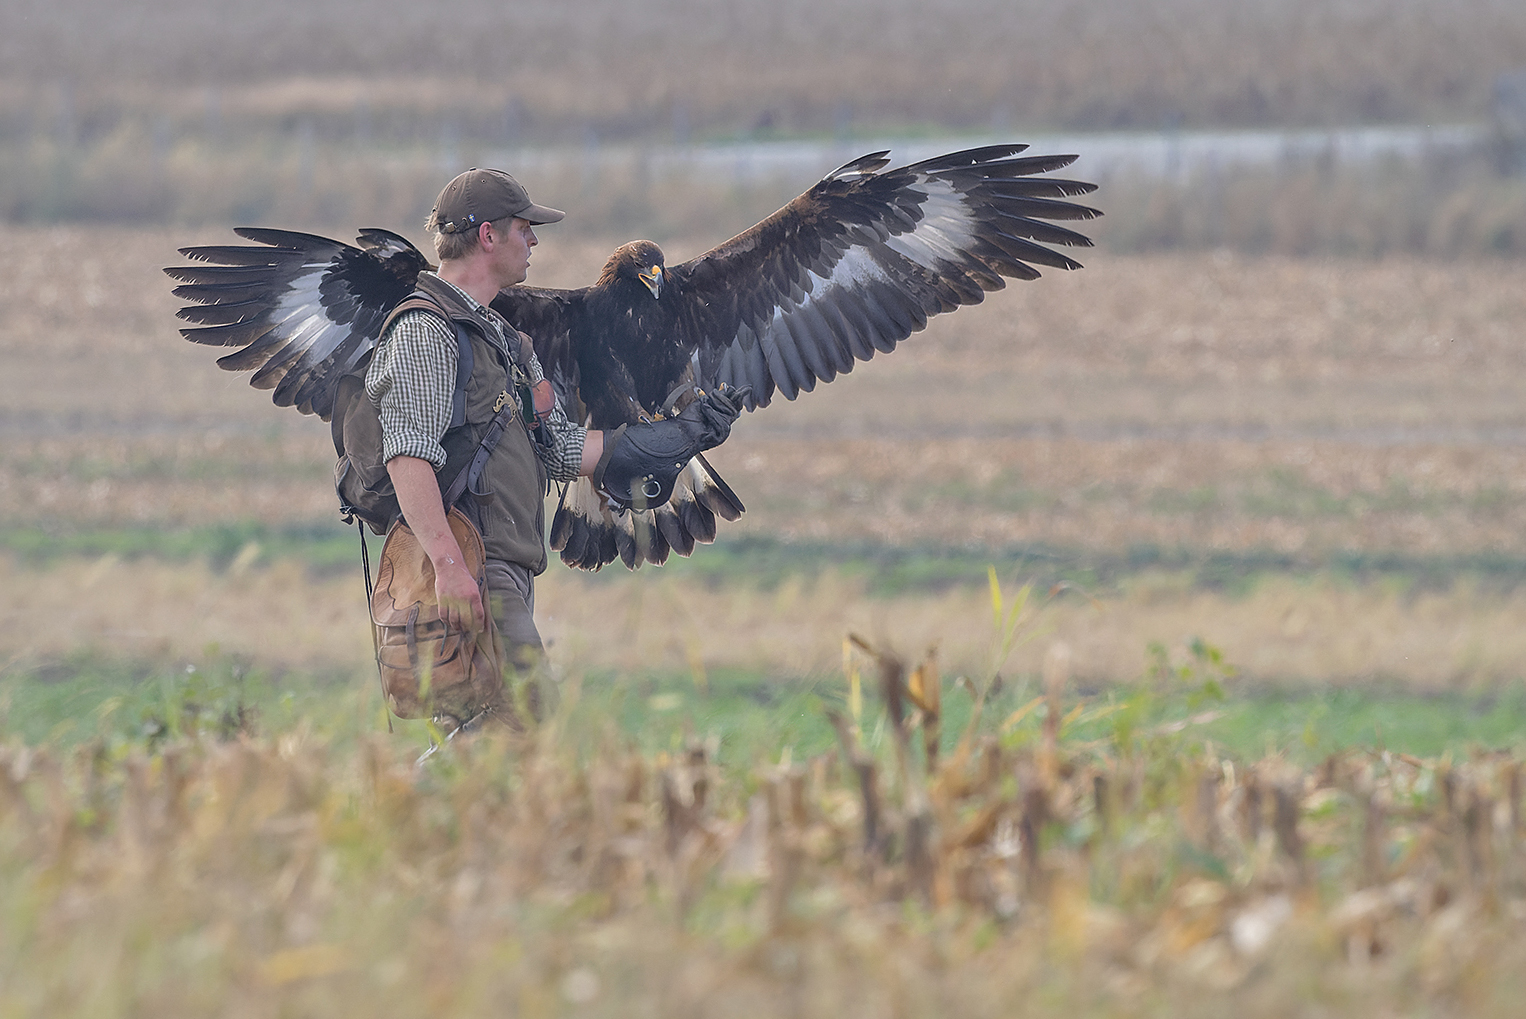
[
  {"left": 365, "top": 310, "right": 458, "bottom": 470},
  {"left": 524, "top": 347, "right": 588, "bottom": 482}
]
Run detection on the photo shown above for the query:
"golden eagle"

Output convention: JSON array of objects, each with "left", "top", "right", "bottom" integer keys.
[{"left": 166, "top": 144, "right": 1099, "bottom": 571}]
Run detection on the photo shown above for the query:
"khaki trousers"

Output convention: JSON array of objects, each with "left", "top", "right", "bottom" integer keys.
[{"left": 484, "top": 558, "right": 556, "bottom": 719}]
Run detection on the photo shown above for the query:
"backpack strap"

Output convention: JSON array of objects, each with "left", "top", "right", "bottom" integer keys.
[
  {"left": 378, "top": 294, "right": 474, "bottom": 429},
  {"left": 450, "top": 321, "right": 473, "bottom": 429}
]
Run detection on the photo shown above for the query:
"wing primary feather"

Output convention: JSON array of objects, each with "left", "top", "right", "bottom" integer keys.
[
  {"left": 176, "top": 245, "right": 306, "bottom": 266},
  {"left": 165, "top": 265, "right": 284, "bottom": 286},
  {"left": 232, "top": 226, "right": 350, "bottom": 251},
  {"left": 184, "top": 320, "right": 275, "bottom": 348},
  {"left": 980, "top": 193, "right": 1102, "bottom": 222},
  {"left": 171, "top": 280, "right": 278, "bottom": 305},
  {"left": 989, "top": 213, "right": 1097, "bottom": 248},
  {"left": 989, "top": 231, "right": 1087, "bottom": 271},
  {"left": 968, "top": 241, "right": 1042, "bottom": 281},
  {"left": 976, "top": 154, "right": 1083, "bottom": 176},
  {"left": 907, "top": 144, "right": 1032, "bottom": 171},
  {"left": 981, "top": 178, "right": 1099, "bottom": 200},
  {"left": 174, "top": 298, "right": 268, "bottom": 326}
]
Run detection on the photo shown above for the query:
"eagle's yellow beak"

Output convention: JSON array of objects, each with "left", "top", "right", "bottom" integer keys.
[{"left": 638, "top": 264, "right": 663, "bottom": 300}]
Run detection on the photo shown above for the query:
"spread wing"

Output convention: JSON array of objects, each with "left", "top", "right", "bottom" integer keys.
[
  {"left": 494, "top": 143, "right": 1100, "bottom": 574},
  {"left": 166, "top": 227, "right": 431, "bottom": 420},
  {"left": 668, "top": 144, "right": 1099, "bottom": 408}
]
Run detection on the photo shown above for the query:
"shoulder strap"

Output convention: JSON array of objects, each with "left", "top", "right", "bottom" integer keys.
[
  {"left": 377, "top": 291, "right": 473, "bottom": 429},
  {"left": 378, "top": 293, "right": 449, "bottom": 339},
  {"left": 501, "top": 322, "right": 534, "bottom": 371},
  {"left": 450, "top": 322, "right": 473, "bottom": 429}
]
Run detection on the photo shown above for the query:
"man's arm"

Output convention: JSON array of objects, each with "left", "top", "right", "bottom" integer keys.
[
  {"left": 387, "top": 454, "right": 486, "bottom": 633},
  {"left": 579, "top": 430, "right": 603, "bottom": 477}
]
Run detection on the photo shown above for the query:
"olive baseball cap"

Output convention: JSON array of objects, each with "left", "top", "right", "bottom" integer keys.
[{"left": 431, "top": 168, "right": 565, "bottom": 234}]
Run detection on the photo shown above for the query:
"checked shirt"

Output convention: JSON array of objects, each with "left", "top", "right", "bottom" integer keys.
[{"left": 365, "top": 273, "right": 586, "bottom": 481}]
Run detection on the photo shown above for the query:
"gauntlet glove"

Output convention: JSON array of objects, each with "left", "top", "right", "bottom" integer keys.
[{"left": 594, "top": 385, "right": 750, "bottom": 510}]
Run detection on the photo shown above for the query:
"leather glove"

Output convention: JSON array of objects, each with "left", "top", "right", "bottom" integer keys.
[{"left": 595, "top": 385, "right": 751, "bottom": 510}]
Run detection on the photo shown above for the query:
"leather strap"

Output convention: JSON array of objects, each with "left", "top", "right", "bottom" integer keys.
[
  {"left": 442, "top": 400, "right": 521, "bottom": 509},
  {"left": 590, "top": 423, "right": 627, "bottom": 492},
  {"left": 405, "top": 605, "right": 420, "bottom": 674}
]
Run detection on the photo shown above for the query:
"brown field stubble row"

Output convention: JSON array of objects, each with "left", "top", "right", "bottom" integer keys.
[{"left": 2, "top": 226, "right": 1525, "bottom": 685}]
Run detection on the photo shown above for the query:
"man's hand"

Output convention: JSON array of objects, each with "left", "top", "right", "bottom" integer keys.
[
  {"left": 388, "top": 454, "right": 487, "bottom": 632},
  {"left": 594, "top": 384, "right": 751, "bottom": 509},
  {"left": 434, "top": 555, "right": 486, "bottom": 633}
]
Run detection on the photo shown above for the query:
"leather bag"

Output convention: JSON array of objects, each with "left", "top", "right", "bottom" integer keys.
[{"left": 370, "top": 507, "right": 508, "bottom": 722}]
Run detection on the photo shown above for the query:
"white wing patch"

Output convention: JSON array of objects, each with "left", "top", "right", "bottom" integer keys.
[
  {"left": 756, "top": 245, "right": 898, "bottom": 396},
  {"left": 883, "top": 178, "right": 980, "bottom": 268},
  {"left": 269, "top": 263, "right": 329, "bottom": 328}
]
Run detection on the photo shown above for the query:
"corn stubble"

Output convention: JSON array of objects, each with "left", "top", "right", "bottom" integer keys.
[{"left": 3, "top": 649, "right": 1526, "bottom": 1017}]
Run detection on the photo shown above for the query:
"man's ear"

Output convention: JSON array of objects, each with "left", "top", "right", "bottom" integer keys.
[{"left": 478, "top": 221, "right": 495, "bottom": 248}]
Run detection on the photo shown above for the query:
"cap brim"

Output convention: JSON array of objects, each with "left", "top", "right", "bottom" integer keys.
[{"left": 517, "top": 203, "right": 565, "bottom": 225}]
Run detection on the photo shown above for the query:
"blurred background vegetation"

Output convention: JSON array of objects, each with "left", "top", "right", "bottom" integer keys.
[{"left": 3, "top": 0, "right": 1526, "bottom": 254}]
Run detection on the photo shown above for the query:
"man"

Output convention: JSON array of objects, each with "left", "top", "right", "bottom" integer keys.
[{"left": 366, "top": 168, "right": 743, "bottom": 730}]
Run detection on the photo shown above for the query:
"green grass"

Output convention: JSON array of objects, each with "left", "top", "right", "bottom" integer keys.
[
  {"left": 0, "top": 520, "right": 366, "bottom": 575},
  {"left": 7, "top": 649, "right": 1525, "bottom": 768},
  {"left": 16, "top": 521, "right": 1526, "bottom": 596}
]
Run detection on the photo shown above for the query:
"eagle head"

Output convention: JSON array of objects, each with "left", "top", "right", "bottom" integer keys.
[{"left": 600, "top": 240, "right": 665, "bottom": 300}]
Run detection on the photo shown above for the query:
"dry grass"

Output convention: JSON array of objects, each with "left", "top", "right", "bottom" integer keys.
[
  {"left": 10, "top": 552, "right": 1526, "bottom": 692},
  {"left": 4, "top": 648, "right": 1526, "bottom": 1017}
]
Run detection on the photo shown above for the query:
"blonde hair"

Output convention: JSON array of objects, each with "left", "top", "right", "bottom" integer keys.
[{"left": 425, "top": 212, "right": 513, "bottom": 262}]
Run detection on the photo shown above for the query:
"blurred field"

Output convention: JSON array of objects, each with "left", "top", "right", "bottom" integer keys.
[
  {"left": 5, "top": 641, "right": 1526, "bottom": 1018},
  {"left": 3, "top": 224, "right": 1526, "bottom": 692},
  {"left": 6, "top": 0, "right": 1524, "bottom": 140},
  {"left": 4, "top": 0, "right": 1526, "bottom": 255}
]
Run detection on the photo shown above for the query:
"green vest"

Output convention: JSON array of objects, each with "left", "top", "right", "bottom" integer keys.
[{"left": 407, "top": 274, "right": 549, "bottom": 574}]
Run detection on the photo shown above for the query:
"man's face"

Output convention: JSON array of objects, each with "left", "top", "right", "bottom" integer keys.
[{"left": 487, "top": 217, "right": 536, "bottom": 286}]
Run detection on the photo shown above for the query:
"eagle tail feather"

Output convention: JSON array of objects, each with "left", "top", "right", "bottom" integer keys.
[{"left": 691, "top": 455, "right": 745, "bottom": 521}]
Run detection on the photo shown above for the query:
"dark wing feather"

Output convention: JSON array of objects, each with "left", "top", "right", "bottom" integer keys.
[
  {"left": 664, "top": 144, "right": 1099, "bottom": 408},
  {"left": 165, "top": 227, "right": 430, "bottom": 420},
  {"left": 489, "top": 285, "right": 591, "bottom": 421}
]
